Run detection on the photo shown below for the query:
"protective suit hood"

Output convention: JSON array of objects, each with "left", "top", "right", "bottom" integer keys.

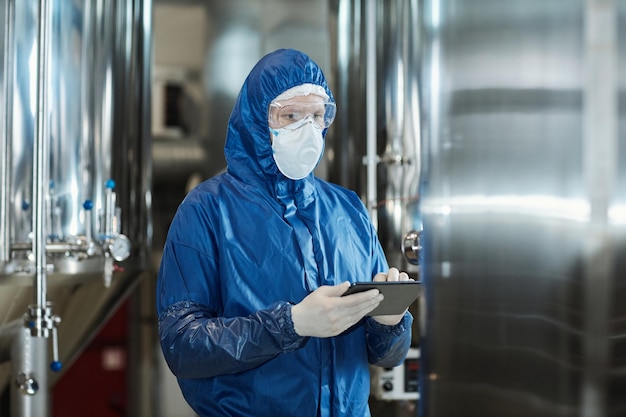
[{"left": 224, "top": 49, "right": 334, "bottom": 195}]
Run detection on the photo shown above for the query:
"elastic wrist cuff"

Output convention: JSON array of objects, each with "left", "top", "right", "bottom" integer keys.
[
  {"left": 278, "top": 302, "right": 307, "bottom": 351},
  {"left": 366, "top": 312, "right": 413, "bottom": 336}
]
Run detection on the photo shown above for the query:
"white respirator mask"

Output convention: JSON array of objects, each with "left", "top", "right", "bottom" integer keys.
[
  {"left": 269, "top": 84, "right": 333, "bottom": 180},
  {"left": 271, "top": 120, "right": 324, "bottom": 180}
]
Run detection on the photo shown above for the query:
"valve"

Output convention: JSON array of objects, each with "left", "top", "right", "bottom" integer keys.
[
  {"left": 15, "top": 372, "right": 39, "bottom": 396},
  {"left": 102, "top": 179, "right": 117, "bottom": 238},
  {"left": 24, "top": 303, "right": 62, "bottom": 372},
  {"left": 50, "top": 315, "right": 62, "bottom": 372},
  {"left": 100, "top": 179, "right": 131, "bottom": 288},
  {"left": 82, "top": 200, "right": 96, "bottom": 256},
  {"left": 402, "top": 229, "right": 422, "bottom": 266},
  {"left": 108, "top": 234, "right": 131, "bottom": 262},
  {"left": 83, "top": 199, "right": 94, "bottom": 241}
]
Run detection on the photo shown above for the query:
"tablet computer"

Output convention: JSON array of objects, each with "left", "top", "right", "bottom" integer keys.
[{"left": 342, "top": 281, "right": 421, "bottom": 316}]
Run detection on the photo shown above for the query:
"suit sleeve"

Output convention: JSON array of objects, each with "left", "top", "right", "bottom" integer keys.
[
  {"left": 158, "top": 297, "right": 305, "bottom": 378},
  {"left": 365, "top": 312, "right": 414, "bottom": 367}
]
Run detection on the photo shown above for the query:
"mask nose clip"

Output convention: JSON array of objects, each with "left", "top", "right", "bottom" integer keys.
[
  {"left": 297, "top": 115, "right": 315, "bottom": 128},
  {"left": 287, "top": 115, "right": 316, "bottom": 131}
]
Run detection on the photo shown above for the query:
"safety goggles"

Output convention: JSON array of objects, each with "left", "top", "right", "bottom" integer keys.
[{"left": 268, "top": 101, "right": 336, "bottom": 130}]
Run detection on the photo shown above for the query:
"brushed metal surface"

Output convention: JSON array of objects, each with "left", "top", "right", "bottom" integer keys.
[{"left": 418, "top": 1, "right": 626, "bottom": 416}]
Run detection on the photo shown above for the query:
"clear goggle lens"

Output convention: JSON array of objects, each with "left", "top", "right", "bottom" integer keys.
[{"left": 268, "top": 101, "right": 336, "bottom": 130}]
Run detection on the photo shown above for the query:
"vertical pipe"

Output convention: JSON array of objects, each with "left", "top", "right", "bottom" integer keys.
[
  {"left": 11, "top": 324, "right": 49, "bottom": 417},
  {"left": 365, "top": 0, "right": 377, "bottom": 221},
  {"left": 582, "top": 0, "right": 617, "bottom": 416},
  {"left": 141, "top": 0, "right": 154, "bottom": 260},
  {"left": 128, "top": 1, "right": 155, "bottom": 413},
  {"left": 33, "top": 0, "right": 52, "bottom": 311},
  {"left": 374, "top": 0, "right": 422, "bottom": 272},
  {"left": 0, "top": 0, "right": 14, "bottom": 263},
  {"left": 25, "top": 4, "right": 54, "bottom": 414},
  {"left": 333, "top": 0, "right": 350, "bottom": 188}
]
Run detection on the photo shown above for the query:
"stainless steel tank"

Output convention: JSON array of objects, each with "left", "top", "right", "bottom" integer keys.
[
  {"left": 0, "top": 0, "right": 151, "bottom": 414},
  {"left": 417, "top": 0, "right": 626, "bottom": 416}
]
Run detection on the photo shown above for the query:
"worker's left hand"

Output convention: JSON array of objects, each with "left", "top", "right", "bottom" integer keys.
[{"left": 371, "top": 267, "right": 413, "bottom": 326}]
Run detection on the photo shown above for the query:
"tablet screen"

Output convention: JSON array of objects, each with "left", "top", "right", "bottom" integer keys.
[{"left": 342, "top": 281, "right": 421, "bottom": 316}]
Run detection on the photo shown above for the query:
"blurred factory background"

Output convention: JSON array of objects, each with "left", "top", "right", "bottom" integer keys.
[{"left": 1, "top": 0, "right": 625, "bottom": 416}]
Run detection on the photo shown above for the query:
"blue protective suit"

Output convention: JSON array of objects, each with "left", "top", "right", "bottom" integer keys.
[{"left": 156, "top": 49, "right": 413, "bottom": 417}]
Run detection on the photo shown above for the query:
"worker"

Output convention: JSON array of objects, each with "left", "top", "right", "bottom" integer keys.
[{"left": 156, "top": 48, "right": 413, "bottom": 417}]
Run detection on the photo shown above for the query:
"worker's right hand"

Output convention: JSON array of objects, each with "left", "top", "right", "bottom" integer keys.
[{"left": 290, "top": 282, "right": 383, "bottom": 338}]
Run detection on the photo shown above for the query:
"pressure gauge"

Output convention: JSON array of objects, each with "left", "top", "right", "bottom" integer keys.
[{"left": 109, "top": 234, "right": 131, "bottom": 261}]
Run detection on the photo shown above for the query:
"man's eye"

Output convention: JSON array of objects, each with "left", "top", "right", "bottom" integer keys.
[{"left": 282, "top": 111, "right": 303, "bottom": 121}]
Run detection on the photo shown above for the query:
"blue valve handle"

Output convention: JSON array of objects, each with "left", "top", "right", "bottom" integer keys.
[
  {"left": 51, "top": 316, "right": 62, "bottom": 372},
  {"left": 25, "top": 307, "right": 63, "bottom": 373},
  {"left": 50, "top": 361, "right": 62, "bottom": 372}
]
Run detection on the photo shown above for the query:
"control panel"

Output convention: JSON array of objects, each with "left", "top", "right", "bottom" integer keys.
[{"left": 370, "top": 347, "right": 420, "bottom": 401}]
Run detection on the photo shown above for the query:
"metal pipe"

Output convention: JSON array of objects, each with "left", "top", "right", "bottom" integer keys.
[
  {"left": 365, "top": 0, "right": 378, "bottom": 221},
  {"left": 0, "top": 0, "right": 14, "bottom": 264},
  {"left": 11, "top": 241, "right": 102, "bottom": 254},
  {"left": 33, "top": 0, "right": 52, "bottom": 313},
  {"left": 376, "top": 0, "right": 422, "bottom": 272},
  {"left": 581, "top": 1, "right": 617, "bottom": 416},
  {"left": 11, "top": 324, "right": 49, "bottom": 417},
  {"left": 0, "top": 320, "right": 50, "bottom": 416}
]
